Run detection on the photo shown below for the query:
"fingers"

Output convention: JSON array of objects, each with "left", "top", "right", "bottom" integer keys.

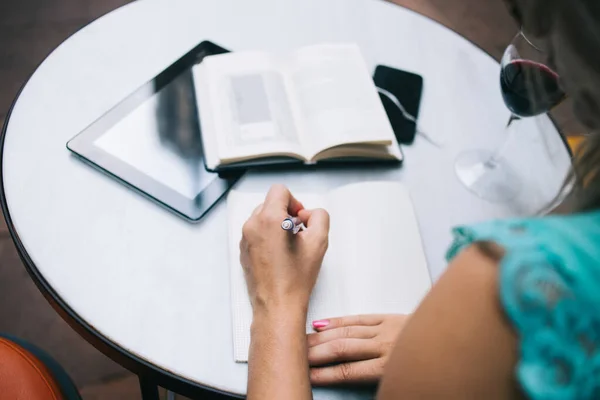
[
  {"left": 307, "top": 326, "right": 377, "bottom": 347},
  {"left": 251, "top": 203, "right": 263, "bottom": 217},
  {"left": 311, "top": 315, "right": 385, "bottom": 332},
  {"left": 310, "top": 359, "right": 383, "bottom": 386},
  {"left": 308, "top": 338, "right": 381, "bottom": 366},
  {"left": 298, "top": 208, "right": 330, "bottom": 236},
  {"left": 263, "top": 184, "right": 304, "bottom": 216},
  {"left": 297, "top": 209, "right": 310, "bottom": 223},
  {"left": 307, "top": 317, "right": 388, "bottom": 386}
]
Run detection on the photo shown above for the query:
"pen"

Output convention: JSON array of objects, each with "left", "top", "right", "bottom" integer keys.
[{"left": 281, "top": 216, "right": 306, "bottom": 234}]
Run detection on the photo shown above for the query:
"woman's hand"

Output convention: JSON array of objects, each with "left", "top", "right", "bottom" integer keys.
[
  {"left": 240, "top": 184, "right": 330, "bottom": 317},
  {"left": 242, "top": 185, "right": 330, "bottom": 400},
  {"left": 307, "top": 314, "right": 410, "bottom": 386}
]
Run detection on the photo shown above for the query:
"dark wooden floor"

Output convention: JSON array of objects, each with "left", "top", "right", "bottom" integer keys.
[{"left": 0, "top": 0, "right": 579, "bottom": 399}]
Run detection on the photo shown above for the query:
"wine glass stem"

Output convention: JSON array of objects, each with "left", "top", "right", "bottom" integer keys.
[
  {"left": 485, "top": 115, "right": 519, "bottom": 168},
  {"left": 506, "top": 114, "right": 520, "bottom": 128}
]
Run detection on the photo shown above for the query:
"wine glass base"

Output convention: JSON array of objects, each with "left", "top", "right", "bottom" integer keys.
[{"left": 455, "top": 150, "right": 521, "bottom": 203}]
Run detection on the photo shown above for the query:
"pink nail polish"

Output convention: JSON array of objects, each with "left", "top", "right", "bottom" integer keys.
[{"left": 312, "top": 320, "right": 330, "bottom": 329}]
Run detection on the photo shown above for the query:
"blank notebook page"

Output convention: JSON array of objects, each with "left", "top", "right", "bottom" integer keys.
[{"left": 227, "top": 182, "right": 431, "bottom": 362}]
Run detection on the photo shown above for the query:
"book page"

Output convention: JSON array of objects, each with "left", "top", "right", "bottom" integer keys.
[
  {"left": 312, "top": 142, "right": 403, "bottom": 162},
  {"left": 197, "top": 52, "right": 309, "bottom": 166},
  {"left": 323, "top": 182, "right": 431, "bottom": 317},
  {"left": 288, "top": 44, "right": 397, "bottom": 159},
  {"left": 228, "top": 182, "right": 431, "bottom": 362}
]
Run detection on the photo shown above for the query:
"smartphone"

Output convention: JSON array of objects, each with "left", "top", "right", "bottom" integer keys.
[{"left": 374, "top": 65, "right": 424, "bottom": 145}]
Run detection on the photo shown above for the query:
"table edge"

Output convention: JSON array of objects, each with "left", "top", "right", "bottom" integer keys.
[
  {"left": 0, "top": 4, "right": 243, "bottom": 398},
  {"left": 0, "top": 1, "right": 573, "bottom": 397}
]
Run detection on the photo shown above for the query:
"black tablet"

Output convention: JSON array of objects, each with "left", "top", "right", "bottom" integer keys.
[{"left": 67, "top": 41, "right": 242, "bottom": 222}]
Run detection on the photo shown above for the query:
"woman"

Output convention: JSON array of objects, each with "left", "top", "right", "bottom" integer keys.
[{"left": 239, "top": 0, "right": 600, "bottom": 398}]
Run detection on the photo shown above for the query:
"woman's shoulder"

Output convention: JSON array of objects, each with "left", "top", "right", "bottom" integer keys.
[{"left": 448, "top": 211, "right": 600, "bottom": 399}]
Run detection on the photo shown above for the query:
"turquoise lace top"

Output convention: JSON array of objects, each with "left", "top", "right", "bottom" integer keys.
[{"left": 447, "top": 211, "right": 600, "bottom": 400}]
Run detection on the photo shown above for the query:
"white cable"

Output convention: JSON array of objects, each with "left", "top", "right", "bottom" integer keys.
[{"left": 376, "top": 87, "right": 443, "bottom": 148}]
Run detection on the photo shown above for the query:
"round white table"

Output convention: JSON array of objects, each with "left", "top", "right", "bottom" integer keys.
[{"left": 0, "top": 0, "right": 571, "bottom": 398}]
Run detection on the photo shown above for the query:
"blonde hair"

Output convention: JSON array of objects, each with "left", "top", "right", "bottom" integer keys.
[{"left": 564, "top": 133, "right": 600, "bottom": 212}]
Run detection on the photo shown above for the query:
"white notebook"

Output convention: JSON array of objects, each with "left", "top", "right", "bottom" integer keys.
[{"left": 227, "top": 181, "right": 431, "bottom": 362}]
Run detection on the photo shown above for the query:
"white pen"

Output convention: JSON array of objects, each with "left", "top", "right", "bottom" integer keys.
[{"left": 281, "top": 216, "right": 306, "bottom": 234}]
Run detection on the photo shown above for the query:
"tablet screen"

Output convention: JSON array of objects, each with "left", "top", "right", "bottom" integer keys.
[
  {"left": 94, "top": 70, "right": 214, "bottom": 200},
  {"left": 67, "top": 41, "right": 241, "bottom": 222}
]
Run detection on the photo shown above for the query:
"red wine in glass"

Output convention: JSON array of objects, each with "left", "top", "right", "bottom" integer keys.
[
  {"left": 455, "top": 33, "right": 563, "bottom": 203},
  {"left": 500, "top": 59, "right": 565, "bottom": 119}
]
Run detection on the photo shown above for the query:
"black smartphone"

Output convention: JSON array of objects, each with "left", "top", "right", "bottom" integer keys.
[{"left": 374, "top": 65, "right": 424, "bottom": 145}]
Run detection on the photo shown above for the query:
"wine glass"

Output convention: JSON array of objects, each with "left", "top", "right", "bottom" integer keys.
[{"left": 455, "top": 31, "right": 566, "bottom": 202}]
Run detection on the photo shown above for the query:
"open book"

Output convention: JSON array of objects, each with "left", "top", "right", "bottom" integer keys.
[
  {"left": 193, "top": 44, "right": 402, "bottom": 171},
  {"left": 227, "top": 182, "right": 431, "bottom": 362}
]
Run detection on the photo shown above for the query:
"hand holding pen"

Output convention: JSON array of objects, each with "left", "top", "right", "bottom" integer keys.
[
  {"left": 240, "top": 186, "right": 329, "bottom": 400},
  {"left": 239, "top": 184, "right": 330, "bottom": 315},
  {"left": 281, "top": 216, "right": 306, "bottom": 234}
]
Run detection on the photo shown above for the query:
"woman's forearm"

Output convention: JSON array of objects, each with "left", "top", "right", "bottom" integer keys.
[{"left": 247, "top": 307, "right": 312, "bottom": 400}]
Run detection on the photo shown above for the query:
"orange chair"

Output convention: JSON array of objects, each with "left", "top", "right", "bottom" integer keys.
[{"left": 0, "top": 334, "right": 81, "bottom": 400}]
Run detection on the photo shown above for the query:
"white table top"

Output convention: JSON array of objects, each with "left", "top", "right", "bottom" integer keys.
[{"left": 1, "top": 0, "right": 571, "bottom": 397}]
